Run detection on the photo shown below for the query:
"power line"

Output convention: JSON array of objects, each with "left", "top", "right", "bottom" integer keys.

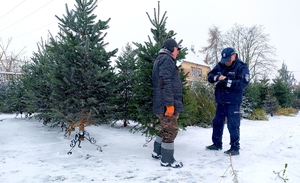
[
  {"left": 14, "top": 21, "right": 58, "bottom": 38},
  {"left": 0, "top": 0, "right": 26, "bottom": 20},
  {"left": 0, "top": 0, "right": 55, "bottom": 32}
]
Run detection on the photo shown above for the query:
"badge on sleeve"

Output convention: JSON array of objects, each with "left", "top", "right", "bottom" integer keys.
[{"left": 245, "top": 74, "right": 250, "bottom": 82}]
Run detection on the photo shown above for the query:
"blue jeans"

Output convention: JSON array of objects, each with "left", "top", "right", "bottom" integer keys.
[{"left": 212, "top": 103, "right": 241, "bottom": 150}]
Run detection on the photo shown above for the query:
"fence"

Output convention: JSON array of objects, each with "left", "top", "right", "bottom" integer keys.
[{"left": 0, "top": 71, "right": 22, "bottom": 85}]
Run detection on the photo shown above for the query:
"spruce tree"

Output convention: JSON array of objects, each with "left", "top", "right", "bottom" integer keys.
[
  {"left": 20, "top": 43, "right": 55, "bottom": 122},
  {"left": 244, "top": 76, "right": 270, "bottom": 111},
  {"left": 0, "top": 40, "right": 53, "bottom": 118},
  {"left": 292, "top": 87, "right": 300, "bottom": 110},
  {"left": 113, "top": 42, "right": 138, "bottom": 127},
  {"left": 270, "top": 78, "right": 293, "bottom": 108},
  {"left": 257, "top": 76, "right": 270, "bottom": 108},
  {"left": 131, "top": 2, "right": 188, "bottom": 136},
  {"left": 244, "top": 80, "right": 261, "bottom": 110},
  {"left": 263, "top": 90, "right": 279, "bottom": 116},
  {"left": 29, "top": 0, "right": 118, "bottom": 125},
  {"left": 189, "top": 81, "right": 215, "bottom": 127},
  {"left": 0, "top": 79, "right": 24, "bottom": 114}
]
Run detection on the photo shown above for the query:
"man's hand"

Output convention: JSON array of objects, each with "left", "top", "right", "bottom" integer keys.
[{"left": 165, "top": 106, "right": 174, "bottom": 117}]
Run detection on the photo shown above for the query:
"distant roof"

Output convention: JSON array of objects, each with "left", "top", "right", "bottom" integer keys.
[{"left": 183, "top": 49, "right": 209, "bottom": 67}]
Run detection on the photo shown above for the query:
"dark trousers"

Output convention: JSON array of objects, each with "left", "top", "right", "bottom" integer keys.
[
  {"left": 212, "top": 103, "right": 241, "bottom": 150},
  {"left": 156, "top": 113, "right": 179, "bottom": 143}
]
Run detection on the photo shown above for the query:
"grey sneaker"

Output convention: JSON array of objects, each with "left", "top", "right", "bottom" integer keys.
[
  {"left": 224, "top": 149, "right": 239, "bottom": 156},
  {"left": 206, "top": 144, "right": 222, "bottom": 151}
]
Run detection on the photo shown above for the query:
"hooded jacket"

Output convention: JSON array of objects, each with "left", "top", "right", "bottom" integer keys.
[
  {"left": 208, "top": 56, "right": 250, "bottom": 104},
  {"left": 152, "top": 49, "right": 184, "bottom": 114}
]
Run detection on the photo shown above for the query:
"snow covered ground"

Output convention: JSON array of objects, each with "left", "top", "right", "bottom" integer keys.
[{"left": 0, "top": 112, "right": 299, "bottom": 183}]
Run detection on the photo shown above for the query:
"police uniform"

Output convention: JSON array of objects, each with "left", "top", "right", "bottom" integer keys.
[{"left": 207, "top": 47, "right": 250, "bottom": 155}]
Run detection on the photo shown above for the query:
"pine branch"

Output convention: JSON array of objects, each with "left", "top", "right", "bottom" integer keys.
[
  {"left": 273, "top": 163, "right": 289, "bottom": 183},
  {"left": 220, "top": 154, "right": 242, "bottom": 183}
]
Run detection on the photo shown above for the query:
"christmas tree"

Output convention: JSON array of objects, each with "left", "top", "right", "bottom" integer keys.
[
  {"left": 26, "top": 0, "right": 118, "bottom": 126},
  {"left": 131, "top": 1, "right": 188, "bottom": 136},
  {"left": 113, "top": 42, "right": 138, "bottom": 127}
]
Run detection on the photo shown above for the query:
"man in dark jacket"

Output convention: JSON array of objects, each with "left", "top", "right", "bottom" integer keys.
[
  {"left": 151, "top": 38, "right": 184, "bottom": 168},
  {"left": 206, "top": 47, "right": 250, "bottom": 156}
]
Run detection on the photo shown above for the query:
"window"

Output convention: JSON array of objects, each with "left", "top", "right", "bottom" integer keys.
[
  {"left": 190, "top": 67, "right": 195, "bottom": 77},
  {"left": 197, "top": 68, "right": 202, "bottom": 77}
]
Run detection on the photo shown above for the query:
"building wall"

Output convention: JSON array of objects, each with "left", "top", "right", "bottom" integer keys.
[{"left": 180, "top": 61, "right": 211, "bottom": 82}]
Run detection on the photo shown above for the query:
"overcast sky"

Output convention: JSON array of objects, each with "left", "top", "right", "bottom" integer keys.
[{"left": 1, "top": 0, "right": 300, "bottom": 81}]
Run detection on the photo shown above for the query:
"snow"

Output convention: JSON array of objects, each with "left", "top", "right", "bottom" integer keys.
[
  {"left": 0, "top": 112, "right": 299, "bottom": 183},
  {"left": 184, "top": 49, "right": 209, "bottom": 67}
]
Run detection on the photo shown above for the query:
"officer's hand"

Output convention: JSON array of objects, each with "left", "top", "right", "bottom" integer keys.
[
  {"left": 218, "top": 75, "right": 227, "bottom": 80},
  {"left": 218, "top": 79, "right": 227, "bottom": 86},
  {"left": 165, "top": 106, "right": 174, "bottom": 117}
]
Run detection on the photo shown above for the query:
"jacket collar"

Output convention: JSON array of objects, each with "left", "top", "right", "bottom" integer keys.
[{"left": 158, "top": 48, "right": 176, "bottom": 60}]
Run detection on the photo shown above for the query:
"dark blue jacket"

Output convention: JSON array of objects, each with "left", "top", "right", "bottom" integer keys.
[
  {"left": 208, "top": 57, "right": 250, "bottom": 104},
  {"left": 152, "top": 49, "right": 184, "bottom": 114}
]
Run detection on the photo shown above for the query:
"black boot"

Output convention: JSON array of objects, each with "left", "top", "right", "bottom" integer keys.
[
  {"left": 160, "top": 142, "right": 183, "bottom": 168},
  {"left": 224, "top": 148, "right": 240, "bottom": 156},
  {"left": 151, "top": 136, "right": 162, "bottom": 159},
  {"left": 206, "top": 144, "right": 222, "bottom": 150}
]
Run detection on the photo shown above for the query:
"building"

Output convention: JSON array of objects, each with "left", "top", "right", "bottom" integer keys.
[{"left": 179, "top": 49, "right": 211, "bottom": 83}]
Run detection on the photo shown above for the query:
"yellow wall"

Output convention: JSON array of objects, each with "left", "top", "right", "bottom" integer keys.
[{"left": 180, "top": 61, "right": 211, "bottom": 82}]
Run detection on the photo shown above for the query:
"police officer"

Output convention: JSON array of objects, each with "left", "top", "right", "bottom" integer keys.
[{"left": 206, "top": 47, "right": 250, "bottom": 156}]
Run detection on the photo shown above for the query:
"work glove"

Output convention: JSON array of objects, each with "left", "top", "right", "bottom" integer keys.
[{"left": 165, "top": 106, "right": 174, "bottom": 117}]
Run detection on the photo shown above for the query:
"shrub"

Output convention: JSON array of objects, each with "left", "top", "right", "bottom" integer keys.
[
  {"left": 248, "top": 108, "right": 268, "bottom": 121},
  {"left": 292, "top": 98, "right": 300, "bottom": 110},
  {"left": 276, "top": 107, "right": 298, "bottom": 116},
  {"left": 263, "top": 92, "right": 280, "bottom": 116},
  {"left": 241, "top": 96, "right": 253, "bottom": 118},
  {"left": 188, "top": 81, "right": 216, "bottom": 127}
]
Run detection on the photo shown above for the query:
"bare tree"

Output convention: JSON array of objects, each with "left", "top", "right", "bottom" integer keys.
[
  {"left": 0, "top": 37, "right": 26, "bottom": 72},
  {"left": 200, "top": 25, "right": 223, "bottom": 65},
  {"left": 190, "top": 44, "right": 196, "bottom": 54},
  {"left": 223, "top": 24, "right": 277, "bottom": 79}
]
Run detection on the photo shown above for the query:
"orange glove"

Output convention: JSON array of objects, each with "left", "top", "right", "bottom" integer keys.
[{"left": 165, "top": 106, "right": 174, "bottom": 117}]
